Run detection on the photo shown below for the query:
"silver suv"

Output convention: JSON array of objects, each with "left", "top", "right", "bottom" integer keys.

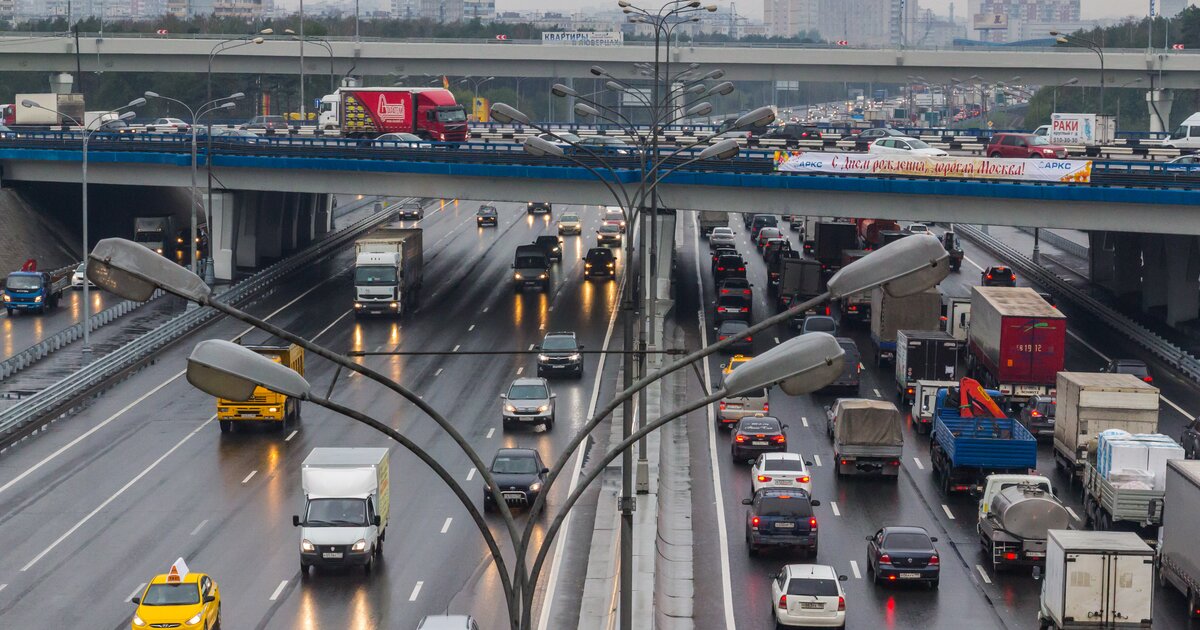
[{"left": 501, "top": 377, "right": 556, "bottom": 430}]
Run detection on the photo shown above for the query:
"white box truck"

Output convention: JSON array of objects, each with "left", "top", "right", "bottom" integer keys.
[
  {"left": 353, "top": 225, "right": 423, "bottom": 317},
  {"left": 1053, "top": 372, "right": 1160, "bottom": 479},
  {"left": 1158, "top": 459, "right": 1200, "bottom": 619},
  {"left": 1038, "top": 530, "right": 1154, "bottom": 630},
  {"left": 1048, "top": 113, "right": 1116, "bottom": 146},
  {"left": 14, "top": 92, "right": 84, "bottom": 126},
  {"left": 294, "top": 447, "right": 390, "bottom": 575}
]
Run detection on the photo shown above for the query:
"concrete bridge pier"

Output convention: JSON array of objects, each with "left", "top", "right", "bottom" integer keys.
[
  {"left": 206, "top": 189, "right": 330, "bottom": 282},
  {"left": 1137, "top": 233, "right": 1200, "bottom": 326},
  {"left": 1147, "top": 89, "right": 1175, "bottom": 134}
]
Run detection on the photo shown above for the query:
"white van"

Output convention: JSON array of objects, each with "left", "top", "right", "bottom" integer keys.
[
  {"left": 294, "top": 447, "right": 390, "bottom": 575},
  {"left": 1162, "top": 112, "right": 1200, "bottom": 149}
]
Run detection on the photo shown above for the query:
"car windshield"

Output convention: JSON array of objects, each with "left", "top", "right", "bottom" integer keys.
[
  {"left": 1030, "top": 136, "right": 1052, "bottom": 146},
  {"left": 492, "top": 455, "right": 538, "bottom": 474},
  {"left": 508, "top": 384, "right": 548, "bottom": 400},
  {"left": 764, "top": 459, "right": 806, "bottom": 471},
  {"left": 557, "top": 133, "right": 581, "bottom": 143},
  {"left": 719, "top": 321, "right": 749, "bottom": 333},
  {"left": 1033, "top": 399, "right": 1056, "bottom": 417},
  {"left": 787, "top": 578, "right": 839, "bottom": 597},
  {"left": 757, "top": 496, "right": 811, "bottom": 517},
  {"left": 560, "top": 214, "right": 579, "bottom": 222},
  {"left": 305, "top": 498, "right": 368, "bottom": 526},
  {"left": 135, "top": 230, "right": 165, "bottom": 243},
  {"left": 739, "top": 419, "right": 780, "bottom": 432},
  {"left": 5, "top": 275, "right": 40, "bottom": 290},
  {"left": 436, "top": 108, "right": 467, "bottom": 122},
  {"left": 75, "top": 263, "right": 86, "bottom": 273},
  {"left": 804, "top": 318, "right": 836, "bottom": 332},
  {"left": 355, "top": 266, "right": 397, "bottom": 284},
  {"left": 908, "top": 139, "right": 932, "bottom": 149},
  {"left": 478, "top": 207, "right": 496, "bottom": 215},
  {"left": 141, "top": 583, "right": 201, "bottom": 606},
  {"left": 599, "top": 224, "right": 620, "bottom": 233},
  {"left": 587, "top": 137, "right": 625, "bottom": 145},
  {"left": 884, "top": 532, "right": 934, "bottom": 550},
  {"left": 542, "top": 336, "right": 576, "bottom": 351}
]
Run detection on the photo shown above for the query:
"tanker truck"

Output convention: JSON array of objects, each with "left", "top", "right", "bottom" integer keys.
[{"left": 977, "top": 474, "right": 1071, "bottom": 571}]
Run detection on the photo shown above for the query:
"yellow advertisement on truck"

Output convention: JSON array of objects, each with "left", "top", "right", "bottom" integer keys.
[{"left": 216, "top": 343, "right": 305, "bottom": 433}]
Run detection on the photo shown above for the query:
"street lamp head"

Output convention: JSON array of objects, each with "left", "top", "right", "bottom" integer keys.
[
  {"left": 686, "top": 83, "right": 707, "bottom": 95},
  {"left": 689, "top": 15, "right": 700, "bottom": 21},
  {"left": 218, "top": 102, "right": 237, "bottom": 110},
  {"left": 686, "top": 0, "right": 700, "bottom": 6},
  {"left": 259, "top": 28, "right": 274, "bottom": 35},
  {"left": 524, "top": 135, "right": 566, "bottom": 158},
  {"left": 617, "top": 0, "right": 630, "bottom": 6},
  {"left": 604, "top": 80, "right": 626, "bottom": 92},
  {"left": 284, "top": 29, "right": 295, "bottom": 35},
  {"left": 705, "top": 4, "right": 717, "bottom": 10},
  {"left": 118, "top": 111, "right": 136, "bottom": 121},
  {"left": 574, "top": 102, "right": 600, "bottom": 118},
  {"left": 20, "top": 99, "right": 36, "bottom": 108},
  {"left": 706, "top": 69, "right": 725, "bottom": 80},
  {"left": 87, "top": 237, "right": 212, "bottom": 303},
  {"left": 733, "top": 105, "right": 774, "bottom": 129},
  {"left": 1066, "top": 77, "right": 1079, "bottom": 85},
  {"left": 187, "top": 339, "right": 312, "bottom": 402},
  {"left": 144, "top": 91, "right": 160, "bottom": 98},
  {"left": 706, "top": 81, "right": 735, "bottom": 96},
  {"left": 1049, "top": 30, "right": 1060, "bottom": 36},
  {"left": 827, "top": 234, "right": 949, "bottom": 300},
  {"left": 489, "top": 102, "right": 530, "bottom": 125},
  {"left": 227, "top": 92, "right": 246, "bottom": 100},
  {"left": 252, "top": 37, "right": 265, "bottom": 44},
  {"left": 697, "top": 137, "right": 739, "bottom": 160},
  {"left": 1056, "top": 37, "right": 1069, "bottom": 44},
  {"left": 723, "top": 333, "right": 845, "bottom": 397},
  {"left": 127, "top": 97, "right": 147, "bottom": 108},
  {"left": 685, "top": 102, "right": 713, "bottom": 117},
  {"left": 590, "top": 65, "right": 608, "bottom": 77},
  {"left": 551, "top": 83, "right": 578, "bottom": 98}
]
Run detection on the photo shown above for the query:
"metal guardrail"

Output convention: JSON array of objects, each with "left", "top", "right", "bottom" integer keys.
[
  {"left": 1013, "top": 227, "right": 1091, "bottom": 260},
  {"left": 954, "top": 223, "right": 1200, "bottom": 382},
  {"left": 0, "top": 197, "right": 409, "bottom": 445},
  {"left": 0, "top": 289, "right": 164, "bottom": 382}
]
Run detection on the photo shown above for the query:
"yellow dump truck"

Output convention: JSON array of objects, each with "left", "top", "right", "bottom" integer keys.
[{"left": 216, "top": 343, "right": 305, "bottom": 433}]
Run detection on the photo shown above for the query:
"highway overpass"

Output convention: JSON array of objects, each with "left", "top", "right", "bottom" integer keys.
[{"left": 0, "top": 33, "right": 1195, "bottom": 88}]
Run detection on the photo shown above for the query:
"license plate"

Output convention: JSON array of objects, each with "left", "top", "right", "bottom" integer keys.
[
  {"left": 239, "top": 413, "right": 258, "bottom": 418},
  {"left": 752, "top": 441, "right": 768, "bottom": 446},
  {"left": 800, "top": 602, "right": 824, "bottom": 610},
  {"left": 322, "top": 552, "right": 343, "bottom": 559},
  {"left": 776, "top": 480, "right": 792, "bottom": 485},
  {"left": 899, "top": 572, "right": 921, "bottom": 579},
  {"left": 1026, "top": 552, "right": 1045, "bottom": 558},
  {"left": 774, "top": 522, "right": 795, "bottom": 529}
]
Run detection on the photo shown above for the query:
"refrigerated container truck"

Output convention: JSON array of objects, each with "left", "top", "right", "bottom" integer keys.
[
  {"left": 1038, "top": 530, "right": 1154, "bottom": 630},
  {"left": 14, "top": 92, "right": 84, "bottom": 126},
  {"left": 894, "top": 330, "right": 963, "bottom": 405},
  {"left": 353, "top": 226, "right": 423, "bottom": 316},
  {"left": 318, "top": 87, "right": 468, "bottom": 140},
  {"left": 1053, "top": 372, "right": 1160, "bottom": 479},
  {"left": 966, "top": 286, "right": 1066, "bottom": 407},
  {"left": 869, "top": 286, "right": 942, "bottom": 367}
]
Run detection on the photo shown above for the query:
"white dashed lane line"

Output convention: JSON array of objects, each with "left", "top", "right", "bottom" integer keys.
[
  {"left": 441, "top": 518, "right": 453, "bottom": 534},
  {"left": 466, "top": 468, "right": 476, "bottom": 481},
  {"left": 269, "top": 580, "right": 287, "bottom": 601},
  {"left": 241, "top": 471, "right": 257, "bottom": 484},
  {"left": 849, "top": 561, "right": 861, "bottom": 579},
  {"left": 830, "top": 502, "right": 841, "bottom": 517},
  {"left": 190, "top": 520, "right": 209, "bottom": 536},
  {"left": 285, "top": 430, "right": 298, "bottom": 442},
  {"left": 913, "top": 457, "right": 924, "bottom": 470},
  {"left": 409, "top": 581, "right": 424, "bottom": 601},
  {"left": 486, "top": 428, "right": 495, "bottom": 439},
  {"left": 976, "top": 564, "right": 993, "bottom": 584},
  {"left": 942, "top": 504, "right": 955, "bottom": 520}
]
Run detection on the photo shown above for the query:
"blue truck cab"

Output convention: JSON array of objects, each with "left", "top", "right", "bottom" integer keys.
[
  {"left": 4, "top": 265, "right": 68, "bottom": 315},
  {"left": 929, "top": 387, "right": 1037, "bottom": 495}
]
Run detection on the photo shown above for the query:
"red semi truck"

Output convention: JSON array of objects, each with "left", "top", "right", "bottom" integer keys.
[
  {"left": 317, "top": 87, "right": 468, "bottom": 141},
  {"left": 965, "top": 286, "right": 1066, "bottom": 408}
]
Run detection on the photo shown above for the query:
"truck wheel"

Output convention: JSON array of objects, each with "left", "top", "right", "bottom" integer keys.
[
  {"left": 219, "top": 420, "right": 232, "bottom": 433},
  {"left": 363, "top": 557, "right": 372, "bottom": 575}
]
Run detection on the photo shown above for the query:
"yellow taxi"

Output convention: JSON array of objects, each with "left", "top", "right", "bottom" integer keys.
[
  {"left": 721, "top": 354, "right": 753, "bottom": 378},
  {"left": 130, "top": 560, "right": 221, "bottom": 630}
]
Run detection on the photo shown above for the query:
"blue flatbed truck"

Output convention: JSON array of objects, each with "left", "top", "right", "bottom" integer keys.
[
  {"left": 929, "top": 388, "right": 1038, "bottom": 495},
  {"left": 3, "top": 260, "right": 70, "bottom": 316}
]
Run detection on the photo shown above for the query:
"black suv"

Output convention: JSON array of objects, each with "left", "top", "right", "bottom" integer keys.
[
  {"left": 1018, "top": 395, "right": 1056, "bottom": 439},
  {"left": 761, "top": 123, "right": 822, "bottom": 141},
  {"left": 476, "top": 204, "right": 498, "bottom": 227},
  {"left": 714, "top": 294, "right": 752, "bottom": 327},
  {"left": 743, "top": 487, "right": 820, "bottom": 557},
  {"left": 584, "top": 248, "right": 616, "bottom": 278},
  {"left": 537, "top": 331, "right": 583, "bottom": 378},
  {"left": 484, "top": 448, "right": 549, "bottom": 512},
  {"left": 532, "top": 235, "right": 563, "bottom": 261},
  {"left": 400, "top": 200, "right": 424, "bottom": 220},
  {"left": 981, "top": 265, "right": 1016, "bottom": 287},
  {"left": 527, "top": 201, "right": 552, "bottom": 214},
  {"left": 713, "top": 254, "right": 746, "bottom": 282}
]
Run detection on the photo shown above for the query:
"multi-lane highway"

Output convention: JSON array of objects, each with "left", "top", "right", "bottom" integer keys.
[
  {"left": 0, "top": 198, "right": 633, "bottom": 628},
  {"left": 678, "top": 215, "right": 1200, "bottom": 630}
]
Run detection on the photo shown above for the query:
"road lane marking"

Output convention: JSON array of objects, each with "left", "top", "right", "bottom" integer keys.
[
  {"left": 435, "top": 368, "right": 443, "bottom": 376},
  {"left": 128, "top": 583, "right": 146, "bottom": 600},
  {"left": 0, "top": 583, "right": 7, "bottom": 593},
  {"left": 831, "top": 501, "right": 841, "bottom": 516},
  {"left": 913, "top": 457, "right": 924, "bottom": 470},
  {"left": 813, "top": 455, "right": 822, "bottom": 467},
  {"left": 774, "top": 337, "right": 780, "bottom": 344},
  {"left": 285, "top": 430, "right": 298, "bottom": 442},
  {"left": 466, "top": 468, "right": 476, "bottom": 481},
  {"left": 1066, "top": 506, "right": 1080, "bottom": 522},
  {"left": 190, "top": 519, "right": 209, "bottom": 536},
  {"left": 849, "top": 561, "right": 861, "bottom": 579},
  {"left": 873, "top": 388, "right": 881, "bottom": 397},
  {"left": 441, "top": 518, "right": 453, "bottom": 534},
  {"left": 486, "top": 428, "right": 495, "bottom": 439},
  {"left": 468, "top": 324, "right": 475, "bottom": 331},
  {"left": 963, "top": 255, "right": 985, "bottom": 272},
  {"left": 453, "top": 344, "right": 460, "bottom": 352},
  {"left": 529, "top": 344, "right": 536, "bottom": 350},
  {"left": 242, "top": 470, "right": 257, "bottom": 484},
  {"left": 409, "top": 581, "right": 424, "bottom": 601},
  {"left": 312, "top": 309, "right": 353, "bottom": 342},
  {"left": 482, "top": 307, "right": 489, "bottom": 313},
  {"left": 801, "top": 417, "right": 809, "bottom": 427},
  {"left": 976, "top": 564, "right": 992, "bottom": 584},
  {"left": 1162, "top": 395, "right": 1197, "bottom": 422},
  {"left": 941, "top": 504, "right": 955, "bottom": 520},
  {"left": 20, "top": 416, "right": 212, "bottom": 571},
  {"left": 549, "top": 305, "right": 555, "bottom": 312},
  {"left": 1067, "top": 329, "right": 1195, "bottom": 420},
  {"left": 517, "top": 367, "right": 524, "bottom": 375},
  {"left": 269, "top": 580, "right": 287, "bottom": 601}
]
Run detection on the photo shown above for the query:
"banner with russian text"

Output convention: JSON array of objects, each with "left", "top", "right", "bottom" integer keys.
[{"left": 773, "top": 151, "right": 1092, "bottom": 183}]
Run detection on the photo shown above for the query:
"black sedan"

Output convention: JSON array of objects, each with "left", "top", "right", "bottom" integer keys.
[
  {"left": 483, "top": 448, "right": 548, "bottom": 512},
  {"left": 713, "top": 254, "right": 747, "bottom": 282},
  {"left": 731, "top": 416, "right": 788, "bottom": 462},
  {"left": 476, "top": 205, "right": 498, "bottom": 227},
  {"left": 715, "top": 320, "right": 753, "bottom": 354},
  {"left": 981, "top": 265, "right": 1017, "bottom": 287},
  {"left": 866, "top": 526, "right": 940, "bottom": 589}
]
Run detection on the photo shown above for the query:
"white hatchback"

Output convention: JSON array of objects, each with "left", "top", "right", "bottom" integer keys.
[
  {"left": 771, "top": 564, "right": 848, "bottom": 628},
  {"left": 750, "top": 452, "right": 813, "bottom": 496},
  {"left": 709, "top": 227, "right": 736, "bottom": 249}
]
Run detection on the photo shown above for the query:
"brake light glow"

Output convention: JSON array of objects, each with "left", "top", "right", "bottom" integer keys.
[
  {"left": 809, "top": 517, "right": 817, "bottom": 528},
  {"left": 773, "top": 435, "right": 786, "bottom": 444},
  {"left": 798, "top": 475, "right": 810, "bottom": 483},
  {"left": 1144, "top": 376, "right": 1154, "bottom": 383},
  {"left": 735, "top": 435, "right": 747, "bottom": 443},
  {"left": 838, "top": 596, "right": 845, "bottom": 611},
  {"left": 929, "top": 555, "right": 939, "bottom": 565},
  {"left": 752, "top": 516, "right": 760, "bottom": 528},
  {"left": 719, "top": 401, "right": 727, "bottom": 410},
  {"left": 763, "top": 402, "right": 769, "bottom": 412},
  {"left": 757, "top": 475, "right": 772, "bottom": 482},
  {"left": 779, "top": 594, "right": 787, "bottom": 609},
  {"left": 880, "top": 554, "right": 891, "bottom": 564},
  {"left": 1004, "top": 552, "right": 1018, "bottom": 561}
]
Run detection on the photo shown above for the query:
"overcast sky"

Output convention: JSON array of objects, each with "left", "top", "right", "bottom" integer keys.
[{"left": 495, "top": 0, "right": 1192, "bottom": 21}]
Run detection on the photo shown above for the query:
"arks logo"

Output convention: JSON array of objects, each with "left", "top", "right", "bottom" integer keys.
[{"left": 376, "top": 94, "right": 407, "bottom": 123}]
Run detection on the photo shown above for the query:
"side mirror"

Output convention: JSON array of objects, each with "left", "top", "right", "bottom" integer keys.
[
  {"left": 781, "top": 424, "right": 789, "bottom": 429},
  {"left": 500, "top": 394, "right": 507, "bottom": 399},
  {"left": 805, "top": 461, "right": 813, "bottom": 466},
  {"left": 578, "top": 344, "right": 586, "bottom": 349},
  {"left": 292, "top": 515, "right": 301, "bottom": 527},
  {"left": 838, "top": 575, "right": 849, "bottom": 582},
  {"left": 930, "top": 537, "right": 939, "bottom": 543},
  {"left": 865, "top": 535, "right": 873, "bottom": 541},
  {"left": 810, "top": 500, "right": 822, "bottom": 506},
  {"left": 741, "top": 498, "right": 752, "bottom": 505},
  {"left": 130, "top": 597, "right": 141, "bottom": 605},
  {"left": 532, "top": 345, "right": 541, "bottom": 351},
  {"left": 541, "top": 467, "right": 550, "bottom": 474},
  {"left": 373, "top": 515, "right": 382, "bottom": 526},
  {"left": 203, "top": 595, "right": 216, "bottom": 604},
  {"left": 550, "top": 393, "right": 557, "bottom": 399}
]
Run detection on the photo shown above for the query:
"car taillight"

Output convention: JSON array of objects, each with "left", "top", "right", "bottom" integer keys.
[
  {"left": 717, "top": 307, "right": 727, "bottom": 312},
  {"left": 719, "top": 401, "right": 727, "bottom": 410},
  {"left": 986, "top": 274, "right": 993, "bottom": 280},
  {"left": 773, "top": 435, "right": 786, "bottom": 444},
  {"left": 889, "top": 460, "right": 900, "bottom": 466},
  {"left": 757, "top": 475, "right": 772, "bottom": 482},
  {"left": 717, "top": 267, "right": 725, "bottom": 271},
  {"left": 742, "top": 289, "right": 751, "bottom": 295},
  {"left": 798, "top": 475, "right": 809, "bottom": 483},
  {"left": 1004, "top": 552, "right": 1018, "bottom": 561},
  {"left": 763, "top": 402, "right": 769, "bottom": 412},
  {"left": 779, "top": 594, "right": 787, "bottom": 609},
  {"left": 823, "top": 306, "right": 830, "bottom": 315},
  {"left": 738, "top": 267, "right": 745, "bottom": 271},
  {"left": 752, "top": 516, "right": 760, "bottom": 528},
  {"left": 740, "top": 307, "right": 749, "bottom": 312},
  {"left": 880, "top": 554, "right": 891, "bottom": 564},
  {"left": 809, "top": 517, "right": 817, "bottom": 528},
  {"left": 735, "top": 435, "right": 747, "bottom": 443},
  {"left": 1144, "top": 376, "right": 1154, "bottom": 383},
  {"left": 838, "top": 596, "right": 845, "bottom": 611},
  {"left": 929, "top": 555, "right": 939, "bottom": 565},
  {"left": 718, "top": 335, "right": 728, "bottom": 341},
  {"left": 745, "top": 336, "right": 752, "bottom": 342}
]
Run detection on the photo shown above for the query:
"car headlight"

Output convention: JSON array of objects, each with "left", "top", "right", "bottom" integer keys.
[
  {"left": 567, "top": 353, "right": 581, "bottom": 361},
  {"left": 538, "top": 354, "right": 551, "bottom": 361},
  {"left": 390, "top": 302, "right": 398, "bottom": 308},
  {"left": 301, "top": 539, "right": 315, "bottom": 552},
  {"left": 585, "top": 263, "right": 592, "bottom": 268},
  {"left": 33, "top": 295, "right": 42, "bottom": 303},
  {"left": 2, "top": 295, "right": 9, "bottom": 302},
  {"left": 536, "top": 405, "right": 549, "bottom": 413},
  {"left": 351, "top": 539, "right": 368, "bottom": 552},
  {"left": 505, "top": 404, "right": 517, "bottom": 413},
  {"left": 156, "top": 248, "right": 163, "bottom": 254},
  {"left": 354, "top": 303, "right": 363, "bottom": 308},
  {"left": 187, "top": 612, "right": 204, "bottom": 625},
  {"left": 529, "top": 482, "right": 542, "bottom": 493},
  {"left": 268, "top": 407, "right": 278, "bottom": 413},
  {"left": 132, "top": 614, "right": 146, "bottom": 627},
  {"left": 539, "top": 273, "right": 548, "bottom": 280},
  {"left": 607, "top": 262, "right": 614, "bottom": 267},
  {"left": 514, "top": 272, "right": 523, "bottom": 279}
]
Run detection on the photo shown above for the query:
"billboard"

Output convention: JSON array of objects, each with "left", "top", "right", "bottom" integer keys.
[
  {"left": 773, "top": 151, "right": 1092, "bottom": 184},
  {"left": 542, "top": 31, "right": 624, "bottom": 46},
  {"left": 973, "top": 13, "right": 1009, "bottom": 30}
]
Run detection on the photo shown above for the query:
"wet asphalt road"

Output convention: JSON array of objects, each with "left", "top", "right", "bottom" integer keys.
[
  {"left": 0, "top": 283, "right": 123, "bottom": 359},
  {"left": 681, "top": 216, "right": 1200, "bottom": 630},
  {"left": 0, "top": 198, "right": 629, "bottom": 629}
]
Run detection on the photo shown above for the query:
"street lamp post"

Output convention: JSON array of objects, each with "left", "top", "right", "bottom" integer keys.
[
  {"left": 1115, "top": 77, "right": 1143, "bottom": 130},
  {"left": 299, "top": 0, "right": 306, "bottom": 123},
  {"left": 19, "top": 97, "right": 143, "bottom": 354},
  {"left": 287, "top": 29, "right": 335, "bottom": 92},
  {"left": 1053, "top": 32, "right": 1105, "bottom": 113},
  {"left": 459, "top": 76, "right": 495, "bottom": 102},
  {"left": 143, "top": 92, "right": 244, "bottom": 277},
  {"left": 1051, "top": 77, "right": 1079, "bottom": 114},
  {"left": 207, "top": 31, "right": 269, "bottom": 108}
]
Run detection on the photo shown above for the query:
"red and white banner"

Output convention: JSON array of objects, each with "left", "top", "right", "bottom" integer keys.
[{"left": 773, "top": 151, "right": 1092, "bottom": 184}]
